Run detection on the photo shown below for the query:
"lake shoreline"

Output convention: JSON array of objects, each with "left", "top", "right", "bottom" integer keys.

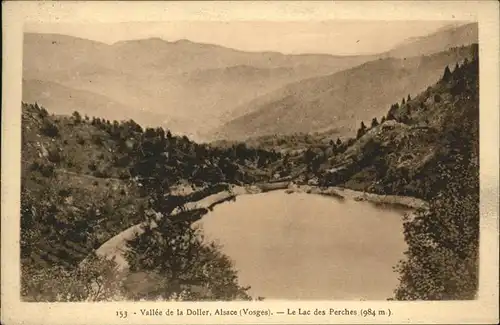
[
  {"left": 244, "top": 182, "right": 428, "bottom": 210},
  {"left": 287, "top": 184, "right": 428, "bottom": 210},
  {"left": 88, "top": 181, "right": 427, "bottom": 270}
]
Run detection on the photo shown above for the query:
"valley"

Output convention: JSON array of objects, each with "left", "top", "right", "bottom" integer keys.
[{"left": 20, "top": 22, "right": 479, "bottom": 302}]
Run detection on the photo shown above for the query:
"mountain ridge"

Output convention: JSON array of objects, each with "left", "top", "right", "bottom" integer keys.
[
  {"left": 211, "top": 44, "right": 478, "bottom": 141},
  {"left": 26, "top": 21, "right": 476, "bottom": 58},
  {"left": 384, "top": 22, "right": 477, "bottom": 58},
  {"left": 23, "top": 32, "right": 378, "bottom": 140},
  {"left": 23, "top": 22, "right": 478, "bottom": 141}
]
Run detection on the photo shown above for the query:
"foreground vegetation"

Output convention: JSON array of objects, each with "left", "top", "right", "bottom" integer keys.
[
  {"left": 393, "top": 52, "right": 479, "bottom": 300},
  {"left": 21, "top": 45, "right": 479, "bottom": 301},
  {"left": 21, "top": 103, "right": 280, "bottom": 300},
  {"left": 327, "top": 48, "right": 478, "bottom": 299}
]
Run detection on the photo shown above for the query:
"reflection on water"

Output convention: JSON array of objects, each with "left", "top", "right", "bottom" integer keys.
[{"left": 194, "top": 190, "right": 410, "bottom": 300}]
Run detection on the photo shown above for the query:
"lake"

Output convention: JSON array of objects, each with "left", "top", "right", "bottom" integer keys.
[{"left": 194, "top": 190, "right": 411, "bottom": 300}]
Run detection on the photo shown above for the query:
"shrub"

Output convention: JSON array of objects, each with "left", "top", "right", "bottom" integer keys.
[
  {"left": 38, "top": 107, "right": 49, "bottom": 118},
  {"left": 21, "top": 254, "right": 126, "bottom": 301},
  {"left": 41, "top": 120, "right": 59, "bottom": 138},
  {"left": 58, "top": 189, "right": 71, "bottom": 198},
  {"left": 76, "top": 136, "right": 85, "bottom": 145},
  {"left": 125, "top": 221, "right": 252, "bottom": 301},
  {"left": 88, "top": 162, "right": 97, "bottom": 171},
  {"left": 72, "top": 111, "right": 82, "bottom": 124},
  {"left": 93, "top": 169, "right": 111, "bottom": 178},
  {"left": 47, "top": 149, "right": 64, "bottom": 164},
  {"left": 30, "top": 161, "right": 55, "bottom": 177},
  {"left": 118, "top": 170, "right": 130, "bottom": 180},
  {"left": 92, "top": 134, "right": 103, "bottom": 146},
  {"left": 394, "top": 167, "right": 479, "bottom": 300}
]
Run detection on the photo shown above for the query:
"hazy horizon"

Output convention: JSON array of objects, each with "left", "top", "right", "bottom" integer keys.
[{"left": 24, "top": 20, "right": 472, "bottom": 56}]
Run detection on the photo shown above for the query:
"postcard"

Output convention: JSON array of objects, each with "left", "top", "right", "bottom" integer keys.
[{"left": 1, "top": 1, "right": 499, "bottom": 324}]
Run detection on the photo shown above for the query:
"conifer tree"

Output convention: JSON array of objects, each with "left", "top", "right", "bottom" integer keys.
[
  {"left": 443, "top": 66, "right": 452, "bottom": 81},
  {"left": 356, "top": 121, "right": 367, "bottom": 139},
  {"left": 72, "top": 111, "right": 82, "bottom": 123}
]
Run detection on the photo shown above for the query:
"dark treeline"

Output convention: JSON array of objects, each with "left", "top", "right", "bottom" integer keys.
[{"left": 37, "top": 107, "right": 282, "bottom": 186}]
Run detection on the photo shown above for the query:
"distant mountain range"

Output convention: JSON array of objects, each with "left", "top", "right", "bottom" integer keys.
[
  {"left": 210, "top": 23, "right": 478, "bottom": 140},
  {"left": 211, "top": 45, "right": 476, "bottom": 141},
  {"left": 383, "top": 21, "right": 477, "bottom": 59},
  {"left": 22, "top": 22, "right": 478, "bottom": 141},
  {"left": 23, "top": 33, "right": 376, "bottom": 139}
]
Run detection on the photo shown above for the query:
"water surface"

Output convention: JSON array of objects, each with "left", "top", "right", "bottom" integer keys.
[{"left": 195, "top": 190, "right": 410, "bottom": 300}]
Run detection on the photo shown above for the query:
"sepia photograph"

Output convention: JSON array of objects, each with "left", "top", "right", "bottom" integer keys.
[
  {"left": 2, "top": 1, "right": 499, "bottom": 324},
  {"left": 19, "top": 18, "right": 481, "bottom": 302}
]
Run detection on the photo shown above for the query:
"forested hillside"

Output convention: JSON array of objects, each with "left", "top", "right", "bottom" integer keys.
[
  {"left": 295, "top": 47, "right": 480, "bottom": 299},
  {"left": 319, "top": 45, "right": 479, "bottom": 199},
  {"left": 20, "top": 105, "right": 282, "bottom": 301}
]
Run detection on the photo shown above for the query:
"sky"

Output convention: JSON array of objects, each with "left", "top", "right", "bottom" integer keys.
[{"left": 25, "top": 20, "right": 466, "bottom": 56}]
